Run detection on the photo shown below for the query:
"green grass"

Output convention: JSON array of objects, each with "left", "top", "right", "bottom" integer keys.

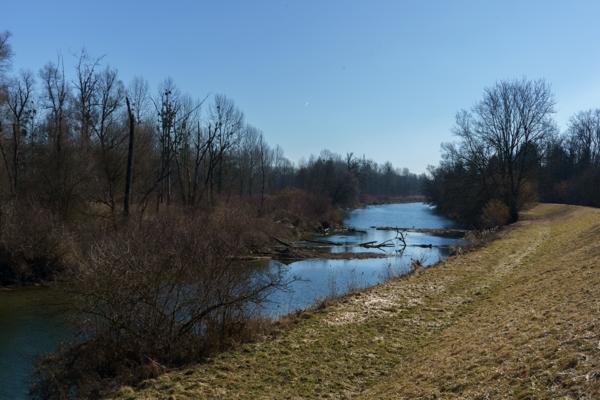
[{"left": 114, "top": 204, "right": 600, "bottom": 399}]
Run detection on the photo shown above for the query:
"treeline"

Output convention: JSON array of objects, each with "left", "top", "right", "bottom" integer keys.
[
  {"left": 0, "top": 34, "right": 422, "bottom": 224},
  {"left": 426, "top": 78, "right": 600, "bottom": 227},
  {"left": 537, "top": 110, "right": 600, "bottom": 206}
]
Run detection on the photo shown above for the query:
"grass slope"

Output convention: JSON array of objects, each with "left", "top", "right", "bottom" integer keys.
[{"left": 115, "top": 204, "right": 600, "bottom": 399}]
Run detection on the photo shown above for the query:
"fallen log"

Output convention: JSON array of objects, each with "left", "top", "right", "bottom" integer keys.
[
  {"left": 357, "top": 240, "right": 377, "bottom": 247},
  {"left": 372, "top": 226, "right": 468, "bottom": 238},
  {"left": 359, "top": 238, "right": 397, "bottom": 249}
]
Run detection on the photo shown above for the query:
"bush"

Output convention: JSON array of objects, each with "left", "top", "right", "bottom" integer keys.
[
  {"left": 32, "top": 209, "right": 287, "bottom": 399},
  {"left": 264, "top": 188, "right": 342, "bottom": 232},
  {"left": 0, "top": 202, "right": 73, "bottom": 285},
  {"left": 480, "top": 199, "right": 511, "bottom": 228}
]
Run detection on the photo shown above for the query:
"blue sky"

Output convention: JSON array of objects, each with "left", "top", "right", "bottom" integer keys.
[{"left": 3, "top": 0, "right": 600, "bottom": 173}]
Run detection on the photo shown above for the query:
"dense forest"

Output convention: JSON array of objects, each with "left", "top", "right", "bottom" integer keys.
[{"left": 425, "top": 78, "right": 600, "bottom": 227}]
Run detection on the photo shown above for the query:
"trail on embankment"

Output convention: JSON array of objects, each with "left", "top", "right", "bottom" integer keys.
[{"left": 115, "top": 204, "right": 600, "bottom": 399}]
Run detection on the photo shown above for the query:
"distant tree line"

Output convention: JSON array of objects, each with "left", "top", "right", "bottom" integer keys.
[{"left": 426, "top": 78, "right": 600, "bottom": 227}]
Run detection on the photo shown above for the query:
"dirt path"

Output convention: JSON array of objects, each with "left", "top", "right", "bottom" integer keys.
[{"left": 115, "top": 204, "right": 600, "bottom": 400}]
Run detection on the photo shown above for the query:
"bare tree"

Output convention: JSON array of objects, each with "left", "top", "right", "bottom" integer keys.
[
  {"left": 0, "top": 31, "right": 14, "bottom": 179},
  {"left": 236, "top": 125, "right": 260, "bottom": 196},
  {"left": 205, "top": 94, "right": 244, "bottom": 202},
  {"left": 567, "top": 109, "right": 600, "bottom": 167},
  {"left": 154, "top": 79, "right": 180, "bottom": 208},
  {"left": 91, "top": 66, "right": 125, "bottom": 212},
  {"left": 454, "top": 78, "right": 555, "bottom": 220},
  {"left": 128, "top": 76, "right": 149, "bottom": 123},
  {"left": 39, "top": 56, "right": 78, "bottom": 217},
  {"left": 1, "top": 70, "right": 35, "bottom": 195},
  {"left": 256, "top": 131, "right": 272, "bottom": 211},
  {"left": 0, "top": 31, "right": 12, "bottom": 81},
  {"left": 40, "top": 57, "right": 69, "bottom": 156},
  {"left": 73, "top": 50, "right": 102, "bottom": 149}
]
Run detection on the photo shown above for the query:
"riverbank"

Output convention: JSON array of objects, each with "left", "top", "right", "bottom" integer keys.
[
  {"left": 114, "top": 203, "right": 600, "bottom": 399},
  {"left": 359, "top": 194, "right": 426, "bottom": 205}
]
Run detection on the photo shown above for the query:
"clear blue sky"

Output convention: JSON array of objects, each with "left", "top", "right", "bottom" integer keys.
[{"left": 3, "top": 0, "right": 600, "bottom": 173}]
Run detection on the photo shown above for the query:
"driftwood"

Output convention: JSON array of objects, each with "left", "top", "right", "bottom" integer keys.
[
  {"left": 270, "top": 229, "right": 439, "bottom": 259},
  {"left": 372, "top": 226, "right": 468, "bottom": 238},
  {"left": 359, "top": 238, "right": 395, "bottom": 249}
]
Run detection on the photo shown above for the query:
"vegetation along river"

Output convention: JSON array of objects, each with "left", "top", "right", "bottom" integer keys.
[{"left": 0, "top": 202, "right": 462, "bottom": 399}]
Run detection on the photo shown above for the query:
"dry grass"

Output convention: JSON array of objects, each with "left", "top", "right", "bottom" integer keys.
[{"left": 113, "top": 204, "right": 600, "bottom": 400}]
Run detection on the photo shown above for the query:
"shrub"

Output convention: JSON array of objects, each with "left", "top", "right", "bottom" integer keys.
[
  {"left": 264, "top": 188, "right": 342, "bottom": 232},
  {"left": 0, "top": 202, "right": 73, "bottom": 285},
  {"left": 32, "top": 210, "right": 287, "bottom": 399},
  {"left": 480, "top": 199, "right": 511, "bottom": 228}
]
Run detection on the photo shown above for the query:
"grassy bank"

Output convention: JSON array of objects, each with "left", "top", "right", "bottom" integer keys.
[{"left": 114, "top": 203, "right": 600, "bottom": 399}]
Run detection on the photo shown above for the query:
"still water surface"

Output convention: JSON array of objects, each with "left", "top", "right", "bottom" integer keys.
[{"left": 0, "top": 202, "right": 460, "bottom": 399}]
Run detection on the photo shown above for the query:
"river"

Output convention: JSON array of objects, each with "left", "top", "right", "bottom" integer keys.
[{"left": 0, "top": 202, "right": 461, "bottom": 399}]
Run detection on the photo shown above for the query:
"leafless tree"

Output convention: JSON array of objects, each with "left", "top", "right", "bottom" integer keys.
[
  {"left": 205, "top": 94, "right": 244, "bottom": 202},
  {"left": 38, "top": 56, "right": 84, "bottom": 217},
  {"left": 0, "top": 31, "right": 14, "bottom": 179},
  {"left": 91, "top": 66, "right": 125, "bottom": 212},
  {"left": 128, "top": 76, "right": 150, "bottom": 123},
  {"left": 73, "top": 50, "right": 102, "bottom": 149},
  {"left": 453, "top": 78, "right": 555, "bottom": 220},
  {"left": 567, "top": 109, "right": 600, "bottom": 166},
  {"left": 1, "top": 70, "right": 35, "bottom": 195},
  {"left": 40, "top": 57, "right": 70, "bottom": 156},
  {"left": 154, "top": 79, "right": 180, "bottom": 208},
  {"left": 256, "top": 131, "right": 272, "bottom": 211},
  {"left": 0, "top": 31, "right": 12, "bottom": 81}
]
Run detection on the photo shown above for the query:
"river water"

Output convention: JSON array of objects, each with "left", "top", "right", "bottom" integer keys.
[
  {"left": 0, "top": 202, "right": 461, "bottom": 399},
  {"left": 260, "top": 202, "right": 462, "bottom": 316},
  {"left": 0, "top": 288, "right": 70, "bottom": 399}
]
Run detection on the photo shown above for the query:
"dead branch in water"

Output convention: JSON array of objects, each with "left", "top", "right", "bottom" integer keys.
[{"left": 359, "top": 229, "right": 408, "bottom": 249}]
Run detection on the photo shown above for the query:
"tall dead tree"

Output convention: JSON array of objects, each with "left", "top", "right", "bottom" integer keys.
[{"left": 124, "top": 96, "right": 135, "bottom": 217}]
